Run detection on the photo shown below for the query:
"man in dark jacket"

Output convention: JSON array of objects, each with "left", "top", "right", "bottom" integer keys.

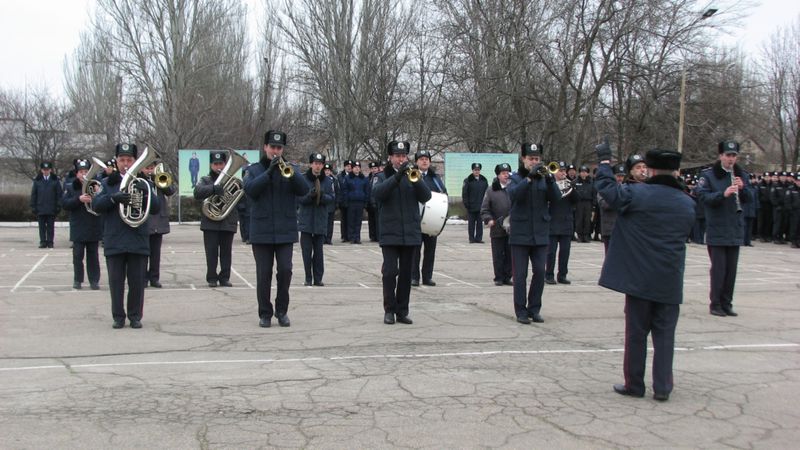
[
  {"left": 194, "top": 151, "right": 239, "bottom": 288},
  {"left": 337, "top": 160, "right": 353, "bottom": 242},
  {"left": 480, "top": 163, "right": 514, "bottom": 286},
  {"left": 545, "top": 162, "right": 578, "bottom": 284},
  {"left": 366, "top": 161, "right": 381, "bottom": 242},
  {"left": 142, "top": 161, "right": 177, "bottom": 288},
  {"left": 508, "top": 143, "right": 561, "bottom": 324},
  {"left": 696, "top": 140, "right": 751, "bottom": 317},
  {"left": 237, "top": 162, "right": 252, "bottom": 244},
  {"left": 189, "top": 152, "right": 200, "bottom": 188},
  {"left": 372, "top": 140, "right": 432, "bottom": 325},
  {"left": 92, "top": 143, "right": 160, "bottom": 329},
  {"left": 344, "top": 161, "right": 370, "bottom": 243},
  {"left": 462, "top": 163, "right": 488, "bottom": 243},
  {"left": 243, "top": 130, "right": 309, "bottom": 328},
  {"left": 596, "top": 143, "right": 695, "bottom": 402},
  {"left": 788, "top": 174, "right": 800, "bottom": 248},
  {"left": 573, "top": 165, "right": 594, "bottom": 242},
  {"left": 298, "top": 153, "right": 334, "bottom": 286},
  {"left": 757, "top": 173, "right": 772, "bottom": 242},
  {"left": 324, "top": 163, "right": 338, "bottom": 245},
  {"left": 411, "top": 150, "right": 447, "bottom": 286},
  {"left": 771, "top": 171, "right": 790, "bottom": 244},
  {"left": 30, "top": 161, "right": 61, "bottom": 248},
  {"left": 62, "top": 159, "right": 102, "bottom": 289}
]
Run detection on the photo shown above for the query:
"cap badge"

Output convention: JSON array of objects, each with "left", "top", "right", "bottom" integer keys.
[{"left": 397, "top": 142, "right": 405, "bottom": 150}]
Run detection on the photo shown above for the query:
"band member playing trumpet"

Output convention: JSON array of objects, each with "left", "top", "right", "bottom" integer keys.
[
  {"left": 299, "top": 153, "right": 334, "bottom": 286},
  {"left": 62, "top": 159, "right": 102, "bottom": 290},
  {"left": 372, "top": 140, "right": 432, "bottom": 325},
  {"left": 194, "top": 151, "right": 239, "bottom": 288},
  {"left": 92, "top": 143, "right": 160, "bottom": 329},
  {"left": 244, "top": 130, "right": 309, "bottom": 328},
  {"left": 141, "top": 161, "right": 176, "bottom": 288},
  {"left": 508, "top": 143, "right": 561, "bottom": 324}
]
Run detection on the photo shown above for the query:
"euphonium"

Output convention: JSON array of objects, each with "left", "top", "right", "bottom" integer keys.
[
  {"left": 119, "top": 146, "right": 159, "bottom": 228},
  {"left": 153, "top": 162, "right": 173, "bottom": 190},
  {"left": 83, "top": 157, "right": 108, "bottom": 216},
  {"left": 277, "top": 157, "right": 294, "bottom": 178},
  {"left": 202, "top": 149, "right": 248, "bottom": 221}
]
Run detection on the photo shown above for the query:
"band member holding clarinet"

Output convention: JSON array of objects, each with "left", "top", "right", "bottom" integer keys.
[
  {"left": 372, "top": 140, "right": 432, "bottom": 325},
  {"left": 696, "top": 140, "right": 750, "bottom": 317},
  {"left": 194, "top": 151, "right": 239, "bottom": 288},
  {"left": 92, "top": 143, "right": 160, "bottom": 329},
  {"left": 244, "top": 130, "right": 309, "bottom": 328}
]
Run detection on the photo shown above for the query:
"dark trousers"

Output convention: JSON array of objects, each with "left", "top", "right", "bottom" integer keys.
[
  {"left": 602, "top": 235, "right": 611, "bottom": 254},
  {"left": 147, "top": 233, "right": 163, "bottom": 283},
  {"left": 339, "top": 206, "right": 349, "bottom": 240},
  {"left": 203, "top": 230, "right": 234, "bottom": 283},
  {"left": 773, "top": 208, "right": 787, "bottom": 241},
  {"left": 592, "top": 207, "right": 601, "bottom": 238},
  {"left": 239, "top": 213, "right": 250, "bottom": 242},
  {"left": 73, "top": 241, "right": 100, "bottom": 284},
  {"left": 511, "top": 244, "right": 547, "bottom": 317},
  {"left": 367, "top": 206, "right": 378, "bottom": 241},
  {"left": 326, "top": 210, "right": 335, "bottom": 244},
  {"left": 412, "top": 234, "right": 437, "bottom": 282},
  {"left": 252, "top": 243, "right": 293, "bottom": 319},
  {"left": 490, "top": 236, "right": 512, "bottom": 283},
  {"left": 300, "top": 232, "right": 325, "bottom": 283},
  {"left": 758, "top": 204, "right": 772, "bottom": 240},
  {"left": 691, "top": 219, "right": 705, "bottom": 244},
  {"left": 37, "top": 214, "right": 55, "bottom": 245},
  {"left": 347, "top": 201, "right": 365, "bottom": 242},
  {"left": 575, "top": 202, "right": 592, "bottom": 240},
  {"left": 546, "top": 234, "right": 572, "bottom": 280},
  {"left": 790, "top": 211, "right": 800, "bottom": 244},
  {"left": 622, "top": 295, "right": 679, "bottom": 396},
  {"left": 381, "top": 245, "right": 415, "bottom": 317},
  {"left": 106, "top": 253, "right": 147, "bottom": 322},
  {"left": 707, "top": 245, "right": 740, "bottom": 310},
  {"left": 743, "top": 218, "right": 754, "bottom": 246},
  {"left": 467, "top": 211, "right": 483, "bottom": 242}
]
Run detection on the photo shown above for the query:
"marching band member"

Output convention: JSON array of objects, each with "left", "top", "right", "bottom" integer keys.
[
  {"left": 194, "top": 151, "right": 239, "bottom": 288},
  {"left": 244, "top": 130, "right": 309, "bottom": 328},
  {"left": 411, "top": 149, "right": 447, "bottom": 287},
  {"left": 142, "top": 161, "right": 176, "bottom": 288},
  {"left": 92, "top": 143, "right": 160, "bottom": 329},
  {"left": 372, "top": 140, "right": 432, "bottom": 324},
  {"left": 298, "top": 153, "right": 334, "bottom": 286},
  {"left": 62, "top": 159, "right": 102, "bottom": 290},
  {"left": 480, "top": 163, "right": 514, "bottom": 286}
]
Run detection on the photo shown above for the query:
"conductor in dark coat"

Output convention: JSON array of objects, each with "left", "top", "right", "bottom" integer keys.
[
  {"left": 194, "top": 151, "right": 239, "bottom": 288},
  {"left": 30, "top": 161, "right": 62, "bottom": 248},
  {"left": 507, "top": 143, "right": 561, "bottom": 324},
  {"left": 596, "top": 143, "right": 695, "bottom": 402},
  {"left": 372, "top": 140, "right": 432, "bottom": 325},
  {"left": 244, "top": 130, "right": 309, "bottom": 328}
]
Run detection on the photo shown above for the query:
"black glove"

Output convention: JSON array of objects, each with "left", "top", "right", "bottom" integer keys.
[
  {"left": 212, "top": 184, "right": 225, "bottom": 196},
  {"left": 528, "top": 165, "right": 543, "bottom": 180},
  {"left": 107, "top": 171, "right": 122, "bottom": 186},
  {"left": 595, "top": 136, "right": 613, "bottom": 162},
  {"left": 394, "top": 162, "right": 412, "bottom": 181},
  {"left": 268, "top": 156, "right": 282, "bottom": 173},
  {"left": 111, "top": 191, "right": 131, "bottom": 205},
  {"left": 545, "top": 173, "right": 555, "bottom": 184}
]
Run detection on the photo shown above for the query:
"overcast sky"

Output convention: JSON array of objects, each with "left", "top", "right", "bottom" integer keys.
[{"left": 0, "top": 0, "right": 798, "bottom": 98}]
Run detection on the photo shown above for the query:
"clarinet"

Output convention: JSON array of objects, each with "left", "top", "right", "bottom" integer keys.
[{"left": 731, "top": 170, "right": 742, "bottom": 214}]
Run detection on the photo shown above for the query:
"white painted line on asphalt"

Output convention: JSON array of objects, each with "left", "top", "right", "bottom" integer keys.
[
  {"left": 358, "top": 283, "right": 369, "bottom": 289},
  {"left": 190, "top": 284, "right": 196, "bottom": 290},
  {"left": 11, "top": 254, "right": 48, "bottom": 293},
  {"left": 367, "top": 249, "right": 382, "bottom": 256},
  {"left": 231, "top": 266, "right": 254, "bottom": 289},
  {"left": 433, "top": 271, "right": 479, "bottom": 288},
  {"left": 2, "top": 343, "right": 795, "bottom": 373}
]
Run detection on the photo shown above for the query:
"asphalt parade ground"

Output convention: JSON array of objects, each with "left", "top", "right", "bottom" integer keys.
[{"left": 1, "top": 223, "right": 799, "bottom": 449}]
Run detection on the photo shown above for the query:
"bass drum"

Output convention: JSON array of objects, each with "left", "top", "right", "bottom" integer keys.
[{"left": 419, "top": 192, "right": 449, "bottom": 237}]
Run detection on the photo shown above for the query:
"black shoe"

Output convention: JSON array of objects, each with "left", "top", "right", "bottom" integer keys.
[
  {"left": 396, "top": 315, "right": 413, "bottom": 324},
  {"left": 710, "top": 307, "right": 726, "bottom": 317},
  {"left": 208, "top": 281, "right": 218, "bottom": 288},
  {"left": 130, "top": 320, "right": 142, "bottom": 329},
  {"left": 530, "top": 313, "right": 544, "bottom": 323},
  {"left": 411, "top": 279, "right": 420, "bottom": 287},
  {"left": 502, "top": 280, "right": 513, "bottom": 286},
  {"left": 90, "top": 283, "right": 100, "bottom": 290},
  {"left": 38, "top": 243, "right": 47, "bottom": 248},
  {"left": 259, "top": 317, "right": 271, "bottom": 328},
  {"left": 384, "top": 312, "right": 395, "bottom": 324},
  {"left": 557, "top": 278, "right": 571, "bottom": 285},
  {"left": 313, "top": 281, "right": 325, "bottom": 286},
  {"left": 516, "top": 315, "right": 531, "bottom": 324},
  {"left": 494, "top": 281, "right": 503, "bottom": 286},
  {"left": 73, "top": 282, "right": 82, "bottom": 290},
  {"left": 112, "top": 320, "right": 125, "bottom": 329},
  {"left": 722, "top": 307, "right": 738, "bottom": 317},
  {"left": 47, "top": 242, "right": 54, "bottom": 248},
  {"left": 150, "top": 281, "right": 162, "bottom": 288},
  {"left": 276, "top": 314, "right": 290, "bottom": 327},
  {"left": 544, "top": 278, "right": 556, "bottom": 285},
  {"left": 422, "top": 280, "right": 436, "bottom": 286},
  {"left": 475, "top": 240, "right": 484, "bottom": 244},
  {"left": 653, "top": 392, "right": 670, "bottom": 402},
  {"left": 218, "top": 280, "right": 233, "bottom": 287},
  {"left": 303, "top": 280, "right": 312, "bottom": 286},
  {"left": 613, "top": 384, "right": 644, "bottom": 398}
]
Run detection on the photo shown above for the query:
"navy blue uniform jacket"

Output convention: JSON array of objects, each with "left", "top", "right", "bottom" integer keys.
[
  {"left": 372, "top": 165, "right": 432, "bottom": 246},
  {"left": 596, "top": 164, "right": 695, "bottom": 304},
  {"left": 243, "top": 156, "right": 309, "bottom": 244},
  {"left": 62, "top": 178, "right": 102, "bottom": 242},
  {"left": 30, "top": 174, "right": 62, "bottom": 215},
  {"left": 92, "top": 174, "right": 160, "bottom": 256},
  {"left": 697, "top": 161, "right": 751, "bottom": 246},
  {"left": 507, "top": 167, "right": 561, "bottom": 246},
  {"left": 298, "top": 170, "right": 334, "bottom": 235}
]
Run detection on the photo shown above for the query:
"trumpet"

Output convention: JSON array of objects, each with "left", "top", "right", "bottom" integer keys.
[
  {"left": 277, "top": 157, "right": 294, "bottom": 178},
  {"left": 153, "top": 162, "right": 173, "bottom": 190},
  {"left": 406, "top": 164, "right": 421, "bottom": 183},
  {"left": 534, "top": 161, "right": 561, "bottom": 177}
]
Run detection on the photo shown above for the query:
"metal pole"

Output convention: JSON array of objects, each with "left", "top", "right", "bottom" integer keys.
[{"left": 677, "top": 68, "right": 686, "bottom": 153}]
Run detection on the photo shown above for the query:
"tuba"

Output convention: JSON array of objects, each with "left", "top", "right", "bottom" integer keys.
[
  {"left": 556, "top": 179, "right": 573, "bottom": 197},
  {"left": 119, "top": 146, "right": 159, "bottom": 228},
  {"left": 83, "top": 157, "right": 108, "bottom": 216},
  {"left": 202, "top": 149, "right": 248, "bottom": 221}
]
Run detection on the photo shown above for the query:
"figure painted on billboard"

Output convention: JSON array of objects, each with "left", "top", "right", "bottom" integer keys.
[{"left": 189, "top": 152, "right": 200, "bottom": 187}]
